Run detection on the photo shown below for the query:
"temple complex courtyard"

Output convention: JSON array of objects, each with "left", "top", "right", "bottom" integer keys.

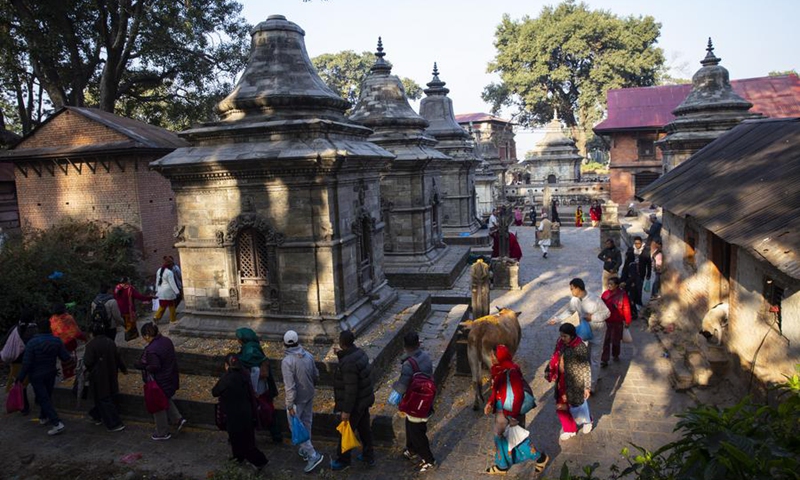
[{"left": 0, "top": 227, "right": 715, "bottom": 480}]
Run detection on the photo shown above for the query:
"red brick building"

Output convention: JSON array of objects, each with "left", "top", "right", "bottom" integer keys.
[
  {"left": 0, "top": 107, "right": 188, "bottom": 274},
  {"left": 595, "top": 74, "right": 800, "bottom": 205},
  {"left": 0, "top": 162, "right": 19, "bottom": 235}
]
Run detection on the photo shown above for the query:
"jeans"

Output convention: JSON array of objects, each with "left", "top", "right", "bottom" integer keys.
[
  {"left": 30, "top": 374, "right": 60, "bottom": 425},
  {"left": 153, "top": 398, "right": 182, "bottom": 436},
  {"left": 89, "top": 395, "right": 122, "bottom": 429},
  {"left": 336, "top": 408, "right": 374, "bottom": 464},
  {"left": 587, "top": 321, "right": 606, "bottom": 390}
]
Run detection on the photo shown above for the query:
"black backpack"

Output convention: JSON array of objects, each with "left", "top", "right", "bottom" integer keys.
[{"left": 91, "top": 296, "right": 112, "bottom": 330}]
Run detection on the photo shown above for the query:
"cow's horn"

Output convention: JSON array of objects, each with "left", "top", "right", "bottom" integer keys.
[
  {"left": 495, "top": 306, "right": 502, "bottom": 312},
  {"left": 515, "top": 311, "right": 522, "bottom": 317}
]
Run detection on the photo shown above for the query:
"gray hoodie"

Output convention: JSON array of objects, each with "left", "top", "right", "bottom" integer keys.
[
  {"left": 392, "top": 348, "right": 433, "bottom": 395},
  {"left": 281, "top": 345, "right": 319, "bottom": 407}
]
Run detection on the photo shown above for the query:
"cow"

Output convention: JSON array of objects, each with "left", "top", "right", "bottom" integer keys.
[{"left": 460, "top": 307, "right": 522, "bottom": 411}]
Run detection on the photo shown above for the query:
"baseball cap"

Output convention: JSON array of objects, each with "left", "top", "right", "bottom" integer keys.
[{"left": 283, "top": 330, "right": 299, "bottom": 347}]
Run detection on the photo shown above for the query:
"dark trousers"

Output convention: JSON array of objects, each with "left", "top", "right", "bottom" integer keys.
[
  {"left": 406, "top": 419, "right": 435, "bottom": 463},
  {"left": 336, "top": 408, "right": 374, "bottom": 464},
  {"left": 30, "top": 374, "right": 59, "bottom": 425},
  {"left": 601, "top": 322, "right": 625, "bottom": 363},
  {"left": 230, "top": 428, "right": 268, "bottom": 468},
  {"left": 89, "top": 395, "right": 122, "bottom": 429}
]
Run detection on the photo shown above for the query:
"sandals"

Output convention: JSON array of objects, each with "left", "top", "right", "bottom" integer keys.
[
  {"left": 535, "top": 452, "right": 550, "bottom": 473},
  {"left": 486, "top": 465, "right": 509, "bottom": 475}
]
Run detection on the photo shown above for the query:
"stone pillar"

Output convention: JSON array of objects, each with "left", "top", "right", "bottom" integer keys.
[
  {"left": 551, "top": 223, "right": 562, "bottom": 248},
  {"left": 470, "top": 259, "right": 490, "bottom": 319},
  {"left": 491, "top": 258, "right": 519, "bottom": 290},
  {"left": 600, "top": 200, "right": 621, "bottom": 248}
]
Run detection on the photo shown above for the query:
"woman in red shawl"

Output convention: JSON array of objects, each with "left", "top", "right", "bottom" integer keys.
[
  {"left": 483, "top": 345, "right": 548, "bottom": 474},
  {"left": 114, "top": 277, "right": 153, "bottom": 341},
  {"left": 49, "top": 303, "right": 85, "bottom": 352},
  {"left": 546, "top": 323, "right": 592, "bottom": 442},
  {"left": 589, "top": 200, "right": 603, "bottom": 227}
]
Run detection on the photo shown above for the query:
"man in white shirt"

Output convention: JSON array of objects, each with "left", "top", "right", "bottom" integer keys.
[
  {"left": 488, "top": 208, "right": 500, "bottom": 233},
  {"left": 549, "top": 278, "right": 610, "bottom": 392}
]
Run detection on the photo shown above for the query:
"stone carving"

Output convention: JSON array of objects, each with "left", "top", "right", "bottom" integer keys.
[
  {"left": 225, "top": 213, "right": 285, "bottom": 245},
  {"left": 215, "top": 230, "right": 225, "bottom": 246},
  {"left": 351, "top": 209, "right": 377, "bottom": 236},
  {"left": 173, "top": 225, "right": 186, "bottom": 242},
  {"left": 228, "top": 287, "right": 239, "bottom": 309},
  {"left": 471, "top": 258, "right": 490, "bottom": 318}
]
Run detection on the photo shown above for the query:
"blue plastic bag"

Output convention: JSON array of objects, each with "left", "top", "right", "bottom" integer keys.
[
  {"left": 569, "top": 400, "right": 591, "bottom": 425},
  {"left": 576, "top": 319, "right": 593, "bottom": 341},
  {"left": 290, "top": 415, "right": 310, "bottom": 445}
]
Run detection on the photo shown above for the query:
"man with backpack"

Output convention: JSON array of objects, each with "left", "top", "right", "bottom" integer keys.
[
  {"left": 91, "top": 283, "right": 124, "bottom": 341},
  {"left": 389, "top": 332, "right": 436, "bottom": 473}
]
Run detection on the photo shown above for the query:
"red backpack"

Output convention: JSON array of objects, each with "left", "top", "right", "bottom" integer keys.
[{"left": 398, "top": 357, "right": 436, "bottom": 418}]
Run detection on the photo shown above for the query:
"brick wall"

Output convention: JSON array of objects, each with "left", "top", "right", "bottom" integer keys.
[
  {"left": 15, "top": 110, "right": 127, "bottom": 149},
  {"left": 608, "top": 132, "right": 665, "bottom": 204},
  {"left": 136, "top": 167, "right": 179, "bottom": 279}
]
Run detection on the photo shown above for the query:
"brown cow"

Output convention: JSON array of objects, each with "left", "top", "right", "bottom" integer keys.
[{"left": 460, "top": 307, "right": 522, "bottom": 410}]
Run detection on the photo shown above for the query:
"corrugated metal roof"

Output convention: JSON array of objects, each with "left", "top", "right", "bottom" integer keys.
[
  {"left": 454, "top": 112, "right": 512, "bottom": 124},
  {"left": 594, "top": 75, "right": 800, "bottom": 133},
  {"left": 639, "top": 117, "right": 800, "bottom": 280}
]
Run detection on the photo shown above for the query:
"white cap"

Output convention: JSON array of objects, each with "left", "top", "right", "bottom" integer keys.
[{"left": 283, "top": 330, "right": 299, "bottom": 346}]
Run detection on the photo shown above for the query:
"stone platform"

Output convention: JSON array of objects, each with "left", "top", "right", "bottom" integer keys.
[
  {"left": 443, "top": 229, "right": 491, "bottom": 246},
  {"left": 384, "top": 244, "right": 470, "bottom": 289}
]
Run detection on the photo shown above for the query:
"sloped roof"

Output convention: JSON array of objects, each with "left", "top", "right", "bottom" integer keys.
[
  {"left": 455, "top": 112, "right": 512, "bottom": 124},
  {"left": 1, "top": 107, "right": 187, "bottom": 160},
  {"left": 639, "top": 117, "right": 800, "bottom": 280},
  {"left": 594, "top": 75, "right": 800, "bottom": 133}
]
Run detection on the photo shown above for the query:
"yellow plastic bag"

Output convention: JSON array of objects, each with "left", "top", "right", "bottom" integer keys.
[{"left": 337, "top": 420, "right": 362, "bottom": 454}]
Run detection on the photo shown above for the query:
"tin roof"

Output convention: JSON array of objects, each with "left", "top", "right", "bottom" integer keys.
[
  {"left": 454, "top": 112, "right": 512, "bottom": 124},
  {"left": 594, "top": 75, "right": 800, "bottom": 133},
  {"left": 639, "top": 117, "right": 800, "bottom": 280}
]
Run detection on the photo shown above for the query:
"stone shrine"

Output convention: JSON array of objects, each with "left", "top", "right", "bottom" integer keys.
[
  {"left": 510, "top": 112, "right": 582, "bottom": 184},
  {"left": 657, "top": 39, "right": 762, "bottom": 172},
  {"left": 349, "top": 40, "right": 469, "bottom": 288},
  {"left": 150, "top": 16, "right": 396, "bottom": 342},
  {"left": 418, "top": 63, "right": 484, "bottom": 244}
]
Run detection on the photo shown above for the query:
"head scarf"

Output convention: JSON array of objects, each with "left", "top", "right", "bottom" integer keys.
[
  {"left": 491, "top": 344, "right": 521, "bottom": 381},
  {"left": 236, "top": 327, "right": 266, "bottom": 368}
]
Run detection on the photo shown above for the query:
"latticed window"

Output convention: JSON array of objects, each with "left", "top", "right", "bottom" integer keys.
[
  {"left": 359, "top": 218, "right": 372, "bottom": 268},
  {"left": 237, "top": 228, "right": 269, "bottom": 284}
]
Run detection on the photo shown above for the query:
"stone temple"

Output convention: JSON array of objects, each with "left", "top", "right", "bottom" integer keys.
[
  {"left": 150, "top": 15, "right": 397, "bottom": 343},
  {"left": 657, "top": 39, "right": 762, "bottom": 172},
  {"left": 349, "top": 41, "right": 469, "bottom": 289},
  {"left": 510, "top": 112, "right": 582, "bottom": 185},
  {"left": 418, "top": 63, "right": 485, "bottom": 245}
]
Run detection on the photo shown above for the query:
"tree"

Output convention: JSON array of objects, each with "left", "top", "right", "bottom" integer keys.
[
  {"left": 769, "top": 69, "right": 798, "bottom": 77},
  {"left": 0, "top": 0, "right": 251, "bottom": 135},
  {"left": 311, "top": 50, "right": 423, "bottom": 107},
  {"left": 483, "top": 1, "right": 665, "bottom": 154}
]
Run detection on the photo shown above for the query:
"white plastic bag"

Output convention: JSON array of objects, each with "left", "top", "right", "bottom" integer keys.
[
  {"left": 622, "top": 327, "right": 633, "bottom": 343},
  {"left": 504, "top": 424, "right": 530, "bottom": 453}
]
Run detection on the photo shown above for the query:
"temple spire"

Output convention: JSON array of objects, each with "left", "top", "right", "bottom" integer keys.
[
  {"left": 371, "top": 36, "right": 392, "bottom": 73},
  {"left": 701, "top": 37, "right": 721, "bottom": 67},
  {"left": 424, "top": 61, "right": 448, "bottom": 95}
]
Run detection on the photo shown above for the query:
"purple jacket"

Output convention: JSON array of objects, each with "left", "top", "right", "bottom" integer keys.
[{"left": 142, "top": 335, "right": 180, "bottom": 398}]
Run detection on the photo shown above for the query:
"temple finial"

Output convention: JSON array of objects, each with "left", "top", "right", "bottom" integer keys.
[
  {"left": 424, "top": 61, "right": 448, "bottom": 95},
  {"left": 701, "top": 37, "right": 721, "bottom": 67},
  {"left": 376, "top": 37, "right": 385, "bottom": 61},
  {"left": 432, "top": 62, "right": 439, "bottom": 77},
  {"left": 370, "top": 36, "right": 392, "bottom": 73}
]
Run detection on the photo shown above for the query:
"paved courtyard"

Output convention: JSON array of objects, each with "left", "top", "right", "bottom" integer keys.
[{"left": 0, "top": 226, "right": 694, "bottom": 479}]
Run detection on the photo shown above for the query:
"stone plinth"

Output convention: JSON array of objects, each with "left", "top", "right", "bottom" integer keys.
[
  {"left": 349, "top": 40, "right": 469, "bottom": 289},
  {"left": 151, "top": 16, "right": 396, "bottom": 343},
  {"left": 600, "top": 200, "right": 620, "bottom": 248},
  {"left": 491, "top": 257, "right": 519, "bottom": 290},
  {"left": 418, "top": 64, "right": 483, "bottom": 243}
]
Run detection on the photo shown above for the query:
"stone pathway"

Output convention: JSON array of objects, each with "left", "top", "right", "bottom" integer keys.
[{"left": 0, "top": 226, "right": 694, "bottom": 480}]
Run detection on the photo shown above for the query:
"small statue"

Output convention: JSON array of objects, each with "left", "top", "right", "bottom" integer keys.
[{"left": 471, "top": 258, "right": 491, "bottom": 319}]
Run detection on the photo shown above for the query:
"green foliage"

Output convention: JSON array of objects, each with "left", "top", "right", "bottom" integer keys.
[
  {"left": 769, "top": 70, "right": 798, "bottom": 77},
  {"left": 0, "top": 220, "right": 142, "bottom": 333},
  {"left": 580, "top": 161, "right": 609, "bottom": 174},
  {"left": 552, "top": 369, "right": 800, "bottom": 480},
  {"left": 0, "top": 0, "right": 250, "bottom": 134},
  {"left": 483, "top": 0, "right": 665, "bottom": 154},
  {"left": 311, "top": 50, "right": 423, "bottom": 107}
]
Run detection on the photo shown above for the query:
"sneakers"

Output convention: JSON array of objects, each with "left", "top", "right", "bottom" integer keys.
[
  {"left": 542, "top": 252, "right": 548, "bottom": 258},
  {"left": 298, "top": 449, "right": 310, "bottom": 461},
  {"left": 176, "top": 418, "right": 187, "bottom": 432},
  {"left": 357, "top": 453, "right": 376, "bottom": 466},
  {"left": 329, "top": 459, "right": 350, "bottom": 471},
  {"left": 419, "top": 460, "right": 437, "bottom": 472},
  {"left": 582, "top": 422, "right": 593, "bottom": 434},
  {"left": 151, "top": 433, "right": 172, "bottom": 441},
  {"left": 559, "top": 431, "right": 576, "bottom": 441},
  {"left": 47, "top": 422, "right": 65, "bottom": 436},
  {"left": 109, "top": 424, "right": 126, "bottom": 433},
  {"left": 402, "top": 449, "right": 419, "bottom": 462},
  {"left": 304, "top": 453, "right": 324, "bottom": 473}
]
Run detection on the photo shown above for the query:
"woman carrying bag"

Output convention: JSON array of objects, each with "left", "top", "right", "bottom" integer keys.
[
  {"left": 483, "top": 345, "right": 548, "bottom": 475},
  {"left": 134, "top": 323, "right": 186, "bottom": 441},
  {"left": 546, "top": 323, "right": 593, "bottom": 442}
]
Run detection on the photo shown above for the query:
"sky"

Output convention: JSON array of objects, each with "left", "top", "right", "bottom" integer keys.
[{"left": 239, "top": 0, "right": 799, "bottom": 155}]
